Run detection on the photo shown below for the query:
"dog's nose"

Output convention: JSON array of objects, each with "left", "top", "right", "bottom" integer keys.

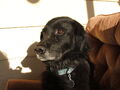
[{"left": 35, "top": 46, "right": 46, "bottom": 54}]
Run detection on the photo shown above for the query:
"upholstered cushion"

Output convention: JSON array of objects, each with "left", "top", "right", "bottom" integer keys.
[
  {"left": 86, "top": 12, "right": 120, "bottom": 45},
  {"left": 115, "top": 22, "right": 120, "bottom": 45},
  {"left": 86, "top": 12, "right": 120, "bottom": 90}
]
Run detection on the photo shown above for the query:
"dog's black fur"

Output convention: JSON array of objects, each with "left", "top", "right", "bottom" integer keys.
[{"left": 35, "top": 17, "right": 94, "bottom": 90}]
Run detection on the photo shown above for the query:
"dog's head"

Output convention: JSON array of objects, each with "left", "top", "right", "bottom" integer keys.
[{"left": 35, "top": 17, "right": 87, "bottom": 61}]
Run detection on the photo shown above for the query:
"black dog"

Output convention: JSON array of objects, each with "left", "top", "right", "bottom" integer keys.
[{"left": 35, "top": 17, "right": 93, "bottom": 90}]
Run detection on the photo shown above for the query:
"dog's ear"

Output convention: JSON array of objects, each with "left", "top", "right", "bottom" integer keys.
[{"left": 73, "top": 21, "right": 89, "bottom": 53}]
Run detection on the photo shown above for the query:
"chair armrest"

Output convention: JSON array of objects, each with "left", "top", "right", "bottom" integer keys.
[{"left": 6, "top": 79, "right": 42, "bottom": 90}]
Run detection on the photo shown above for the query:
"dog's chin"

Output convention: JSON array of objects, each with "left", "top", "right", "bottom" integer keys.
[{"left": 36, "top": 53, "right": 62, "bottom": 61}]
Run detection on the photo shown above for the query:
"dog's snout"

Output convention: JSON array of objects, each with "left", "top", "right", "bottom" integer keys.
[{"left": 35, "top": 46, "right": 46, "bottom": 54}]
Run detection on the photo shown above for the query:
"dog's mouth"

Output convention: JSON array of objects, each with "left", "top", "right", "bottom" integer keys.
[
  {"left": 35, "top": 44, "right": 74, "bottom": 62},
  {"left": 35, "top": 49, "right": 62, "bottom": 61}
]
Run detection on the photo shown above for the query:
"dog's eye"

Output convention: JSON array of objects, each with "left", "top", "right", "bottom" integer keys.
[{"left": 55, "top": 29, "right": 65, "bottom": 35}]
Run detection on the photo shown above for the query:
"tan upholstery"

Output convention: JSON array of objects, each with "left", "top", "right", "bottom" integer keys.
[
  {"left": 86, "top": 12, "right": 120, "bottom": 90},
  {"left": 86, "top": 12, "right": 120, "bottom": 45}
]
